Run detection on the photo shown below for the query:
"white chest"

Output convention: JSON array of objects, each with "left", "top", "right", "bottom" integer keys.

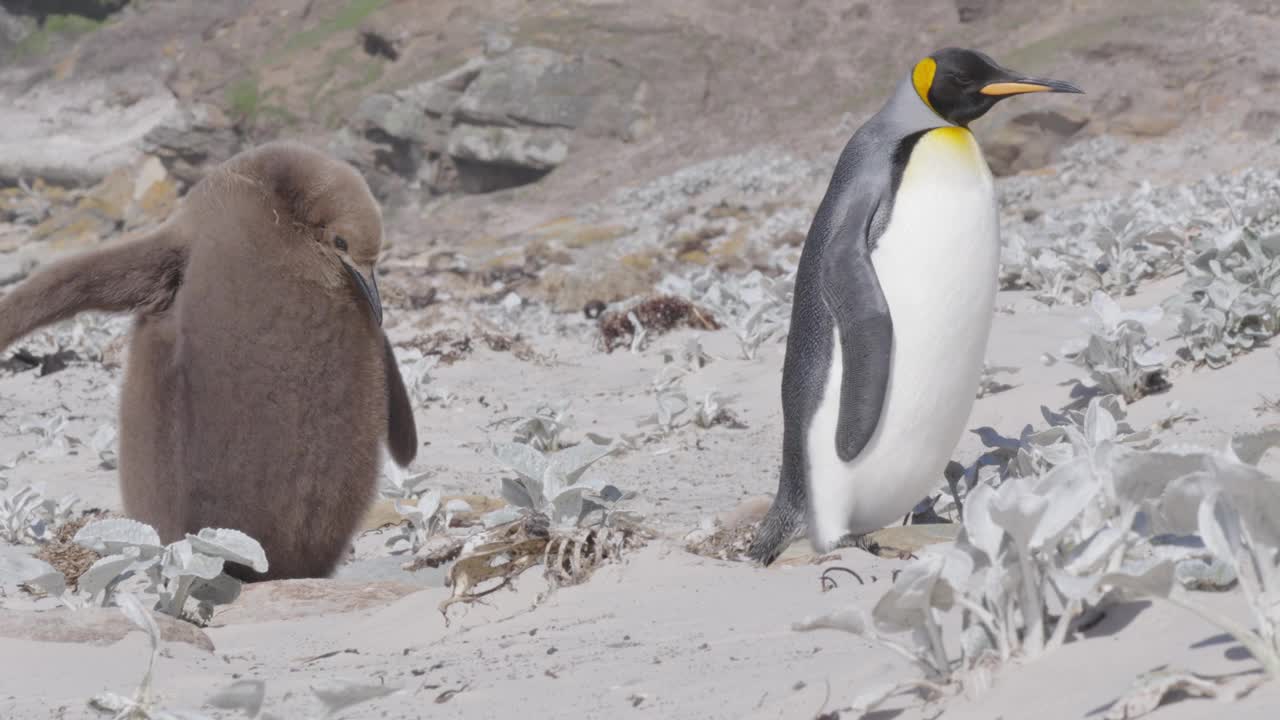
[{"left": 807, "top": 126, "right": 1000, "bottom": 548}]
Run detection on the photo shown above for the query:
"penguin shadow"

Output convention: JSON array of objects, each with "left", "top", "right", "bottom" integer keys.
[
  {"left": 1074, "top": 600, "right": 1151, "bottom": 640},
  {"left": 1084, "top": 662, "right": 1267, "bottom": 718},
  {"left": 1189, "top": 632, "right": 1258, "bottom": 664}
]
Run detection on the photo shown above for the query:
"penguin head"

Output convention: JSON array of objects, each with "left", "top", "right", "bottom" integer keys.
[
  {"left": 238, "top": 141, "right": 387, "bottom": 327},
  {"left": 912, "top": 47, "right": 1083, "bottom": 126}
]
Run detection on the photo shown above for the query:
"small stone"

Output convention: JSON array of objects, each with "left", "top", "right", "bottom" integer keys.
[
  {"left": 447, "top": 124, "right": 571, "bottom": 172},
  {"left": 484, "top": 32, "right": 513, "bottom": 57},
  {"left": 141, "top": 103, "right": 241, "bottom": 187},
  {"left": 210, "top": 579, "right": 421, "bottom": 626},
  {"left": 359, "top": 24, "right": 400, "bottom": 61},
  {"left": 1241, "top": 109, "right": 1280, "bottom": 136},
  {"left": 956, "top": 0, "right": 1003, "bottom": 23},
  {"left": 862, "top": 523, "right": 961, "bottom": 557},
  {"left": 1112, "top": 110, "right": 1181, "bottom": 137},
  {"left": 985, "top": 108, "right": 1089, "bottom": 176},
  {"left": 0, "top": 607, "right": 214, "bottom": 652}
]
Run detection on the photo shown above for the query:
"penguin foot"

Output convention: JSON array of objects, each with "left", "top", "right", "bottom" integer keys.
[
  {"left": 746, "top": 505, "right": 804, "bottom": 567},
  {"left": 832, "top": 532, "right": 884, "bottom": 557}
]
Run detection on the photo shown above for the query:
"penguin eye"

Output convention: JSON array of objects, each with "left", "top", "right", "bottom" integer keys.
[
  {"left": 334, "top": 236, "right": 349, "bottom": 252},
  {"left": 953, "top": 73, "right": 973, "bottom": 86}
]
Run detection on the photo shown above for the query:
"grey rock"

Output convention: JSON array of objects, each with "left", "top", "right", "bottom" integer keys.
[
  {"left": 338, "top": 57, "right": 488, "bottom": 201},
  {"left": 355, "top": 94, "right": 424, "bottom": 143},
  {"left": 0, "top": 607, "right": 215, "bottom": 652},
  {"left": 447, "top": 124, "right": 570, "bottom": 171},
  {"left": 956, "top": 0, "right": 1003, "bottom": 22},
  {"left": 0, "top": 76, "right": 179, "bottom": 187},
  {"left": 140, "top": 103, "right": 241, "bottom": 187},
  {"left": 1175, "top": 556, "right": 1237, "bottom": 591},
  {"left": 1241, "top": 109, "right": 1280, "bottom": 136},
  {"left": 454, "top": 47, "right": 593, "bottom": 129},
  {"left": 0, "top": 250, "right": 36, "bottom": 288},
  {"left": 0, "top": 6, "right": 34, "bottom": 57},
  {"left": 208, "top": 578, "right": 422, "bottom": 626},
  {"left": 328, "top": 127, "right": 415, "bottom": 207},
  {"left": 985, "top": 108, "right": 1090, "bottom": 176},
  {"left": 341, "top": 47, "right": 649, "bottom": 198}
]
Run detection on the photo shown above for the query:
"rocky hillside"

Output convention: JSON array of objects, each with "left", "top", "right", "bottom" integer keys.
[{"left": 3, "top": 0, "right": 1279, "bottom": 334}]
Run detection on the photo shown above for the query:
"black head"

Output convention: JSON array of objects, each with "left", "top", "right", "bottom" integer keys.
[{"left": 912, "top": 47, "right": 1083, "bottom": 126}]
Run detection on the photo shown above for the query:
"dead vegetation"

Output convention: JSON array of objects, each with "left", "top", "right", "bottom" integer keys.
[
  {"left": 684, "top": 520, "right": 758, "bottom": 562},
  {"left": 33, "top": 510, "right": 110, "bottom": 586},
  {"left": 599, "top": 295, "right": 721, "bottom": 352},
  {"left": 404, "top": 327, "right": 540, "bottom": 365},
  {"left": 428, "top": 514, "right": 652, "bottom": 618}
]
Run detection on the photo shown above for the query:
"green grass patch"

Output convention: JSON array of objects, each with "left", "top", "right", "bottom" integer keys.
[
  {"left": 269, "top": 0, "right": 388, "bottom": 61},
  {"left": 11, "top": 13, "right": 103, "bottom": 58},
  {"left": 226, "top": 75, "right": 262, "bottom": 121}
]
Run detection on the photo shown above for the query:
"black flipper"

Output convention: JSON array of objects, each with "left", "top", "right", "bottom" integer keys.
[
  {"left": 382, "top": 334, "right": 418, "bottom": 466},
  {"left": 0, "top": 226, "right": 187, "bottom": 352},
  {"left": 818, "top": 197, "right": 894, "bottom": 463}
]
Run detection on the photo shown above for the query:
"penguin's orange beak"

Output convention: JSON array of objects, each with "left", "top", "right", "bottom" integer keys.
[
  {"left": 981, "top": 77, "right": 1083, "bottom": 96},
  {"left": 343, "top": 262, "right": 383, "bottom": 326}
]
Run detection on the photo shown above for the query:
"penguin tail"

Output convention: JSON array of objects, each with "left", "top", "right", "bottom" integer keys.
[{"left": 747, "top": 496, "right": 805, "bottom": 566}]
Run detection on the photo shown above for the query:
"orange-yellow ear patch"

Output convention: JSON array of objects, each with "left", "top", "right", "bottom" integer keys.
[{"left": 912, "top": 57, "right": 938, "bottom": 111}]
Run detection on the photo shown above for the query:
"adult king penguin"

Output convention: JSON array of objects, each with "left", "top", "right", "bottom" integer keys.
[{"left": 747, "top": 48, "right": 1082, "bottom": 565}]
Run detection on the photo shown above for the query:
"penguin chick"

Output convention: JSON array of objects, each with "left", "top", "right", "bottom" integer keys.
[
  {"left": 0, "top": 140, "right": 418, "bottom": 581},
  {"left": 747, "top": 48, "right": 1082, "bottom": 565}
]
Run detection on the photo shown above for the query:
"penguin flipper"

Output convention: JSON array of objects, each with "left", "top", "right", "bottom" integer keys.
[
  {"left": 382, "top": 334, "right": 418, "bottom": 466},
  {"left": 0, "top": 227, "right": 187, "bottom": 352},
  {"left": 819, "top": 204, "right": 894, "bottom": 464}
]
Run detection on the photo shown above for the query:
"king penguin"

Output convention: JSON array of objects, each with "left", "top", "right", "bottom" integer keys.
[
  {"left": 747, "top": 48, "right": 1082, "bottom": 565},
  {"left": 0, "top": 141, "right": 418, "bottom": 580}
]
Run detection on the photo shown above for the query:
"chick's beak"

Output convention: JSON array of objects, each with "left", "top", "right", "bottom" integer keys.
[
  {"left": 980, "top": 75, "right": 1084, "bottom": 96},
  {"left": 343, "top": 261, "right": 383, "bottom": 326}
]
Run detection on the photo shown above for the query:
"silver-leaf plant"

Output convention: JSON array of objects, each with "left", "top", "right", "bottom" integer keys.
[
  {"left": 485, "top": 437, "right": 636, "bottom": 532},
  {"left": 384, "top": 491, "right": 471, "bottom": 555},
  {"left": 1059, "top": 291, "right": 1169, "bottom": 403},
  {"left": 0, "top": 483, "right": 80, "bottom": 544},
  {"left": 1166, "top": 223, "right": 1280, "bottom": 368},
  {"left": 794, "top": 395, "right": 1280, "bottom": 717},
  {"left": 69, "top": 519, "right": 268, "bottom": 621}
]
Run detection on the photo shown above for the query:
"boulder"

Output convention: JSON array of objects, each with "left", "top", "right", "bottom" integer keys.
[
  {"left": 0, "top": 5, "right": 34, "bottom": 57},
  {"left": 453, "top": 47, "right": 593, "bottom": 129},
  {"left": 209, "top": 579, "right": 421, "bottom": 626},
  {"left": 984, "top": 108, "right": 1090, "bottom": 176},
  {"left": 0, "top": 75, "right": 179, "bottom": 187},
  {"left": 26, "top": 154, "right": 177, "bottom": 250},
  {"left": 448, "top": 125, "right": 569, "bottom": 191},
  {"left": 0, "top": 607, "right": 214, "bottom": 652},
  {"left": 339, "top": 47, "right": 651, "bottom": 199},
  {"left": 1242, "top": 108, "right": 1280, "bottom": 136},
  {"left": 1111, "top": 109, "right": 1181, "bottom": 137},
  {"left": 140, "top": 103, "right": 241, "bottom": 187},
  {"left": 956, "top": 0, "right": 1003, "bottom": 22}
]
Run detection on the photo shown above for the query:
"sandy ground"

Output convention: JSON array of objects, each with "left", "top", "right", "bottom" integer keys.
[
  {"left": 2, "top": 201, "right": 1280, "bottom": 719},
  {"left": 3, "top": 4, "right": 1280, "bottom": 706}
]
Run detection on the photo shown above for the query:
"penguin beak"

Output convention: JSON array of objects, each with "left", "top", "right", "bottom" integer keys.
[
  {"left": 980, "top": 75, "right": 1084, "bottom": 96},
  {"left": 343, "top": 262, "right": 383, "bottom": 327}
]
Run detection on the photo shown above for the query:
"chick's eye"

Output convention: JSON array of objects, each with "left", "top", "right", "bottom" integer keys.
[{"left": 334, "top": 236, "right": 349, "bottom": 252}]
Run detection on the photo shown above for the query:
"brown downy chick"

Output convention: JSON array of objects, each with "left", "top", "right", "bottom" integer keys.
[{"left": 0, "top": 140, "right": 418, "bottom": 581}]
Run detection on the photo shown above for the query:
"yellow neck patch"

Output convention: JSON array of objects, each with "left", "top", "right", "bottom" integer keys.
[{"left": 912, "top": 57, "right": 938, "bottom": 113}]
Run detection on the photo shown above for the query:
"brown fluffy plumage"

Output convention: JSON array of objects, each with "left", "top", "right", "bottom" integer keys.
[{"left": 0, "top": 140, "right": 418, "bottom": 581}]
